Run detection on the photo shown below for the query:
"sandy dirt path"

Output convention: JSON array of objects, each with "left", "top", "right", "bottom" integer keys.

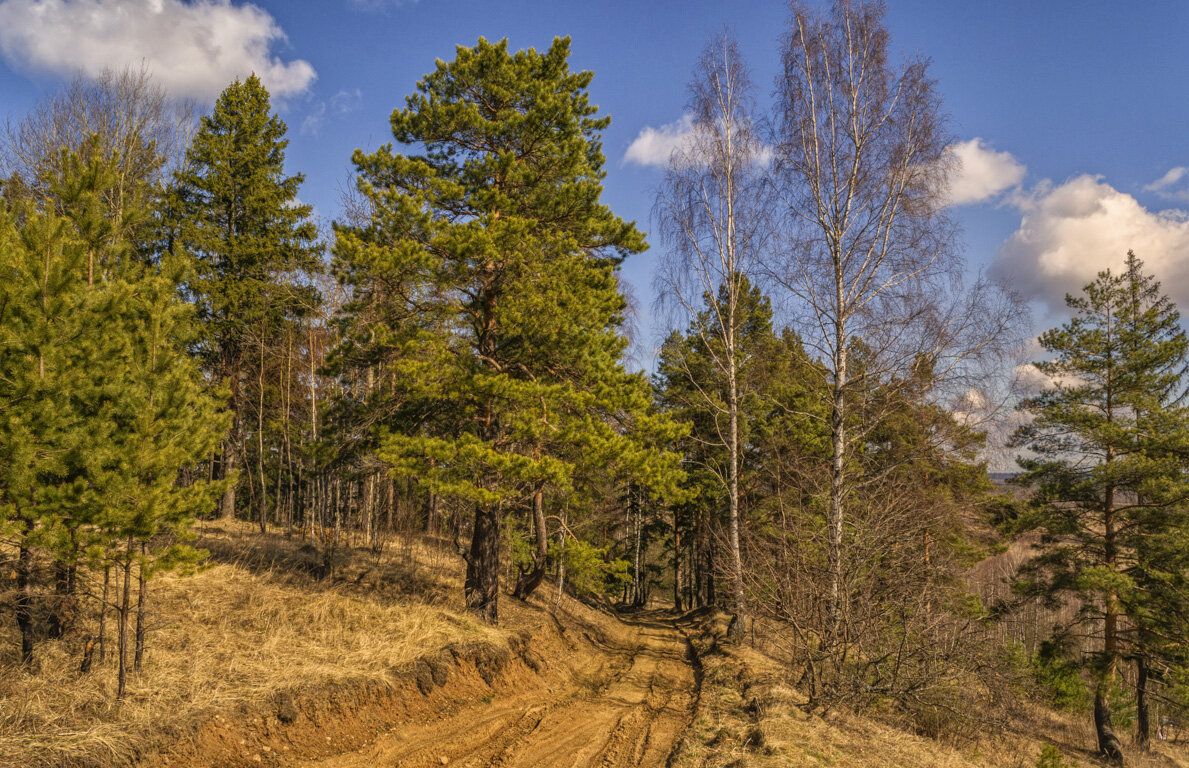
[{"left": 298, "top": 611, "right": 696, "bottom": 768}]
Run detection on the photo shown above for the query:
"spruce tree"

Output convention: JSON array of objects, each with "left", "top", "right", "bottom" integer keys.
[
  {"left": 1012, "top": 253, "right": 1189, "bottom": 765},
  {"left": 333, "top": 38, "right": 684, "bottom": 623},
  {"left": 169, "top": 74, "right": 321, "bottom": 522}
]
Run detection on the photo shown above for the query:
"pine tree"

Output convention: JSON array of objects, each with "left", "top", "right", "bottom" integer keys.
[
  {"left": 169, "top": 74, "right": 321, "bottom": 523},
  {"left": 0, "top": 201, "right": 91, "bottom": 666},
  {"left": 1012, "top": 253, "right": 1189, "bottom": 765},
  {"left": 333, "top": 38, "right": 684, "bottom": 623},
  {"left": 72, "top": 247, "right": 226, "bottom": 696},
  {"left": 656, "top": 278, "right": 825, "bottom": 612},
  {"left": 1, "top": 140, "right": 227, "bottom": 684}
]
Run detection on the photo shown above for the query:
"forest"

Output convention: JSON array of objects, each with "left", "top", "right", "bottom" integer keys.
[{"left": 2, "top": 2, "right": 1188, "bottom": 767}]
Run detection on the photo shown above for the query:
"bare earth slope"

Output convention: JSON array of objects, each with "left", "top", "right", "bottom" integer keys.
[{"left": 299, "top": 610, "right": 696, "bottom": 768}]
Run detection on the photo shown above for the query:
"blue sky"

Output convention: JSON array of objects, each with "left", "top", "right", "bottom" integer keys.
[{"left": 1, "top": 0, "right": 1187, "bottom": 355}]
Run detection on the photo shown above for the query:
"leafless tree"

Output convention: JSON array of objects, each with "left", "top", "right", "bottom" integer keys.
[
  {"left": 770, "top": 0, "right": 1025, "bottom": 650},
  {"left": 1, "top": 64, "right": 196, "bottom": 218},
  {"left": 655, "top": 31, "right": 770, "bottom": 635}
]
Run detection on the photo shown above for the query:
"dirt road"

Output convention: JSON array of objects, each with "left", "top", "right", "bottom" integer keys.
[{"left": 298, "top": 611, "right": 697, "bottom": 768}]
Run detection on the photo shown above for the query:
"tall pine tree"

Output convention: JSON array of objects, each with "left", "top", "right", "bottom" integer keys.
[
  {"left": 333, "top": 38, "right": 684, "bottom": 623},
  {"left": 169, "top": 74, "right": 321, "bottom": 522},
  {"left": 1012, "top": 253, "right": 1189, "bottom": 764}
]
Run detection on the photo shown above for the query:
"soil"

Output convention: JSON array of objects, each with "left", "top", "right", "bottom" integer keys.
[{"left": 135, "top": 601, "right": 699, "bottom": 768}]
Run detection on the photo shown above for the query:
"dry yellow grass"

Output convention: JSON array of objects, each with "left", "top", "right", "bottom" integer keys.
[
  {"left": 0, "top": 521, "right": 505, "bottom": 768},
  {"left": 675, "top": 628, "right": 1189, "bottom": 768}
]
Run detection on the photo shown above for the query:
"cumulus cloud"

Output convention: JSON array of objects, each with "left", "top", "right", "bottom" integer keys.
[
  {"left": 990, "top": 174, "right": 1189, "bottom": 313},
  {"left": 0, "top": 0, "right": 316, "bottom": 101},
  {"left": 944, "top": 138, "right": 1026, "bottom": 206},
  {"left": 624, "top": 115, "right": 695, "bottom": 167},
  {"left": 624, "top": 113, "right": 773, "bottom": 170}
]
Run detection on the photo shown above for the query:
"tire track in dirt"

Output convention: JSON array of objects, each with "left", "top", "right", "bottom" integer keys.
[{"left": 298, "top": 611, "right": 696, "bottom": 768}]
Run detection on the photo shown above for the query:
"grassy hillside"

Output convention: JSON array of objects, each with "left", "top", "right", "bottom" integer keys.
[
  {"left": 673, "top": 613, "right": 1189, "bottom": 768},
  {"left": 0, "top": 522, "right": 506, "bottom": 767},
  {"left": 5, "top": 523, "right": 1189, "bottom": 768}
]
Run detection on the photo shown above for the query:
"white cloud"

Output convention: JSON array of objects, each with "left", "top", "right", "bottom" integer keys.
[
  {"left": 0, "top": 0, "right": 316, "bottom": 101},
  {"left": 990, "top": 174, "right": 1189, "bottom": 313},
  {"left": 1013, "top": 363, "right": 1053, "bottom": 395},
  {"left": 944, "top": 138, "right": 1026, "bottom": 206},
  {"left": 624, "top": 115, "right": 694, "bottom": 167},
  {"left": 956, "top": 387, "right": 989, "bottom": 412},
  {"left": 1144, "top": 166, "right": 1189, "bottom": 201},
  {"left": 624, "top": 113, "right": 773, "bottom": 170},
  {"left": 1146, "top": 166, "right": 1187, "bottom": 192},
  {"left": 951, "top": 386, "right": 991, "bottom": 427}
]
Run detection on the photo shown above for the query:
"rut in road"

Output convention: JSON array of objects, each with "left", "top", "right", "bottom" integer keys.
[{"left": 300, "top": 611, "right": 697, "bottom": 768}]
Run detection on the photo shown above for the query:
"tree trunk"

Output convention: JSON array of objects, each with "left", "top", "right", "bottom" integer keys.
[
  {"left": 134, "top": 544, "right": 147, "bottom": 671},
  {"left": 827, "top": 330, "right": 848, "bottom": 642},
  {"left": 673, "top": 512, "right": 683, "bottom": 612},
  {"left": 47, "top": 560, "right": 72, "bottom": 639},
  {"left": 513, "top": 487, "right": 548, "bottom": 600},
  {"left": 555, "top": 515, "right": 567, "bottom": 607},
  {"left": 727, "top": 362, "right": 745, "bottom": 635},
  {"left": 257, "top": 335, "right": 267, "bottom": 534},
  {"left": 465, "top": 504, "right": 500, "bottom": 623},
  {"left": 1137, "top": 655, "right": 1151, "bottom": 750},
  {"left": 220, "top": 439, "right": 237, "bottom": 520},
  {"left": 16, "top": 521, "right": 35, "bottom": 667},
  {"left": 633, "top": 491, "right": 643, "bottom": 606},
  {"left": 117, "top": 542, "right": 133, "bottom": 699},
  {"left": 1099, "top": 431, "right": 1122, "bottom": 764},
  {"left": 98, "top": 564, "right": 110, "bottom": 663},
  {"left": 426, "top": 489, "right": 439, "bottom": 535},
  {"left": 1095, "top": 685, "right": 1125, "bottom": 765}
]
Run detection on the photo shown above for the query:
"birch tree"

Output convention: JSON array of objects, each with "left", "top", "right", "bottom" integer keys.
[
  {"left": 655, "top": 32, "right": 768, "bottom": 635},
  {"left": 771, "top": 0, "right": 1020, "bottom": 651}
]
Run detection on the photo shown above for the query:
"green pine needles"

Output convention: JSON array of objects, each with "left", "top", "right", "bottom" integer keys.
[
  {"left": 169, "top": 74, "right": 322, "bottom": 525},
  {"left": 333, "top": 38, "right": 684, "bottom": 623},
  {"left": 1013, "top": 252, "right": 1189, "bottom": 763},
  {"left": 0, "top": 138, "right": 227, "bottom": 696}
]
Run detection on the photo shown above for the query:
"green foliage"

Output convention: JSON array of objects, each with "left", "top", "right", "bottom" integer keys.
[
  {"left": 171, "top": 74, "right": 320, "bottom": 342},
  {"left": 1012, "top": 253, "right": 1189, "bottom": 705},
  {"left": 0, "top": 139, "right": 228, "bottom": 669},
  {"left": 1010, "top": 253, "right": 1189, "bottom": 761},
  {"left": 335, "top": 37, "right": 683, "bottom": 509},
  {"left": 656, "top": 278, "right": 827, "bottom": 607},
  {"left": 90, "top": 254, "right": 229, "bottom": 547},
  {"left": 1031, "top": 638, "right": 1090, "bottom": 712},
  {"left": 552, "top": 537, "right": 631, "bottom": 599},
  {"left": 331, "top": 38, "right": 685, "bottom": 620},
  {"left": 169, "top": 74, "right": 321, "bottom": 520}
]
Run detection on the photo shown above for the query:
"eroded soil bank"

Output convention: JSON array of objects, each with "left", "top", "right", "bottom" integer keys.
[{"left": 135, "top": 603, "right": 699, "bottom": 768}]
